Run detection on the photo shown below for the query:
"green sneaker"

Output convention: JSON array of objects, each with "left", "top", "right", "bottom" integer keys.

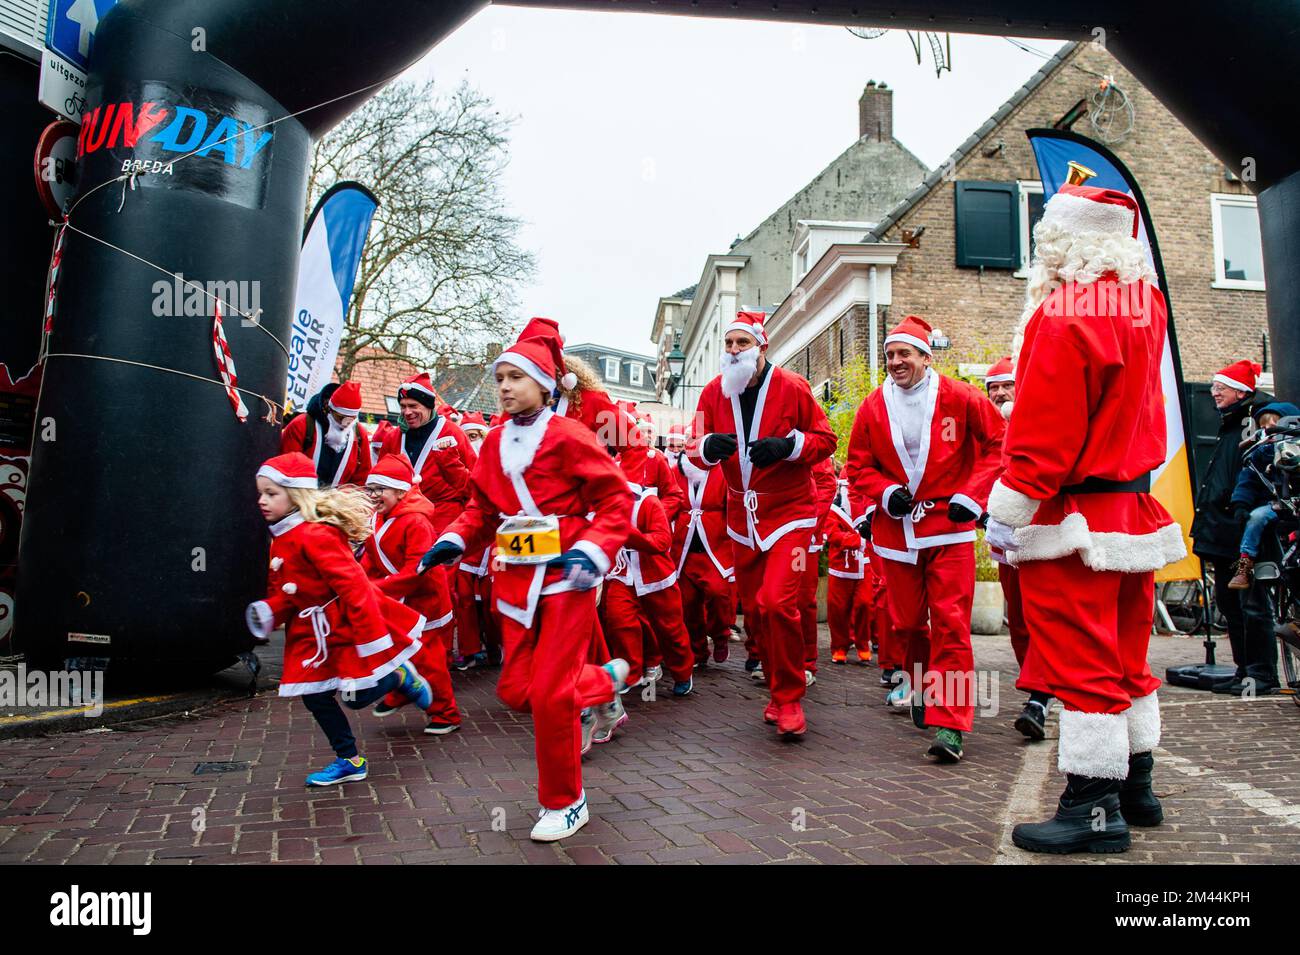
[{"left": 927, "top": 728, "right": 963, "bottom": 763}]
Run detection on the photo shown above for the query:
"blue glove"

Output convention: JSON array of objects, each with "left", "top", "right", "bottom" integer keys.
[
  {"left": 418, "top": 540, "right": 464, "bottom": 574},
  {"left": 547, "top": 549, "right": 602, "bottom": 590}
]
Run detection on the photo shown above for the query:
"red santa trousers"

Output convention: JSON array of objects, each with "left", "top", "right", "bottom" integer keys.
[
  {"left": 868, "top": 563, "right": 893, "bottom": 656},
  {"left": 679, "top": 552, "right": 733, "bottom": 664},
  {"left": 734, "top": 531, "right": 807, "bottom": 706},
  {"left": 827, "top": 575, "right": 872, "bottom": 654},
  {"left": 879, "top": 543, "right": 975, "bottom": 732},
  {"left": 496, "top": 588, "right": 615, "bottom": 809},
  {"left": 799, "top": 555, "right": 820, "bottom": 672},
  {"left": 586, "top": 613, "right": 610, "bottom": 666},
  {"left": 601, "top": 581, "right": 693, "bottom": 684},
  {"left": 453, "top": 570, "right": 500, "bottom": 659},
  {"left": 1015, "top": 553, "right": 1159, "bottom": 714},
  {"left": 404, "top": 620, "right": 461, "bottom": 725},
  {"left": 999, "top": 562, "right": 1050, "bottom": 695}
]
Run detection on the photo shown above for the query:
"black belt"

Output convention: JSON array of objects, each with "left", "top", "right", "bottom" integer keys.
[{"left": 1062, "top": 474, "right": 1151, "bottom": 494}]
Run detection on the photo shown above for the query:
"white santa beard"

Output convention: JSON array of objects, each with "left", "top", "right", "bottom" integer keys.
[
  {"left": 324, "top": 417, "right": 354, "bottom": 451},
  {"left": 720, "top": 347, "right": 758, "bottom": 398}
]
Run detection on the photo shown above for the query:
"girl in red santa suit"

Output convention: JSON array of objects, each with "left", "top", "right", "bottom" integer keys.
[
  {"left": 986, "top": 183, "right": 1185, "bottom": 853},
  {"left": 360, "top": 454, "right": 462, "bottom": 735},
  {"left": 825, "top": 472, "right": 874, "bottom": 665},
  {"left": 246, "top": 453, "right": 433, "bottom": 787},
  {"left": 419, "top": 333, "right": 633, "bottom": 842}
]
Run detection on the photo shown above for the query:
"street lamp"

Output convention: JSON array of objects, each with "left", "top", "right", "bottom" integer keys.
[{"left": 666, "top": 340, "right": 686, "bottom": 396}]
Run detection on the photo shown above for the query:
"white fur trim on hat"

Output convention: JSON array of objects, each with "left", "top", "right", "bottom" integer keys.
[
  {"left": 366, "top": 474, "right": 412, "bottom": 492},
  {"left": 1212, "top": 374, "right": 1254, "bottom": 394},
  {"left": 1058, "top": 709, "right": 1130, "bottom": 780},
  {"left": 1041, "top": 191, "right": 1136, "bottom": 239},
  {"left": 398, "top": 380, "right": 437, "bottom": 398},
  {"left": 723, "top": 320, "right": 766, "bottom": 346},
  {"left": 256, "top": 465, "right": 317, "bottom": 489},
  {"left": 1126, "top": 691, "right": 1161, "bottom": 754},
  {"left": 987, "top": 479, "right": 1040, "bottom": 528},
  {"left": 984, "top": 372, "right": 1014, "bottom": 384},
  {"left": 494, "top": 351, "right": 556, "bottom": 393},
  {"left": 883, "top": 332, "right": 931, "bottom": 356}
]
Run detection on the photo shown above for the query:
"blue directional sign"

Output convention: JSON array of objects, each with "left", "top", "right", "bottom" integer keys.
[{"left": 44, "top": 0, "right": 119, "bottom": 73}]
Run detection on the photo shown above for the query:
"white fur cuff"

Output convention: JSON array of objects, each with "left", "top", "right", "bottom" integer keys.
[
  {"left": 574, "top": 539, "right": 612, "bottom": 575},
  {"left": 1126, "top": 691, "right": 1161, "bottom": 754},
  {"left": 1058, "top": 709, "right": 1130, "bottom": 780},
  {"left": 881, "top": 484, "right": 904, "bottom": 517},
  {"left": 987, "top": 479, "right": 1040, "bottom": 528}
]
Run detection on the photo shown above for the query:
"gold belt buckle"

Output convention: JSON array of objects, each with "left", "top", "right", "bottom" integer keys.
[{"left": 495, "top": 515, "right": 562, "bottom": 565}]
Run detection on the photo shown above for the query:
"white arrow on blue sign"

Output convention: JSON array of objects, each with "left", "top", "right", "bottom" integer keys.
[{"left": 45, "top": 0, "right": 119, "bottom": 73}]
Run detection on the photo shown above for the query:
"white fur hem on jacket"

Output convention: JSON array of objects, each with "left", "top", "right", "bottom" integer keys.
[
  {"left": 1058, "top": 709, "right": 1130, "bottom": 780},
  {"left": 987, "top": 479, "right": 1040, "bottom": 527},
  {"left": 1009, "top": 512, "right": 1186, "bottom": 573},
  {"left": 1126, "top": 691, "right": 1161, "bottom": 754}
]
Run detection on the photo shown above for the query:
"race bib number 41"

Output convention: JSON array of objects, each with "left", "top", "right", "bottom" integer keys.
[{"left": 495, "top": 515, "right": 562, "bottom": 565}]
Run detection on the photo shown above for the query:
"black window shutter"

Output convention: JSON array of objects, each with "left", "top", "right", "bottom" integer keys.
[{"left": 954, "top": 181, "right": 1019, "bottom": 269}]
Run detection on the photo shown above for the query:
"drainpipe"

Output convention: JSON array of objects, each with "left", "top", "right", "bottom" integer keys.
[{"left": 868, "top": 265, "right": 879, "bottom": 389}]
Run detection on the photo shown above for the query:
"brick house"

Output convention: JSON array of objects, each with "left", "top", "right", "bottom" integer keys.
[
  {"left": 765, "top": 41, "right": 1268, "bottom": 398},
  {"left": 334, "top": 346, "right": 420, "bottom": 421}
]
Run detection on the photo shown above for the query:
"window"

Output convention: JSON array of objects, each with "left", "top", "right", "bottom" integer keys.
[
  {"left": 1014, "top": 180, "right": 1045, "bottom": 277},
  {"left": 1211, "top": 194, "right": 1265, "bottom": 290},
  {"left": 794, "top": 237, "right": 811, "bottom": 283},
  {"left": 954, "top": 180, "right": 1020, "bottom": 269},
  {"left": 629, "top": 363, "right": 643, "bottom": 387},
  {"left": 603, "top": 357, "right": 619, "bottom": 381}
]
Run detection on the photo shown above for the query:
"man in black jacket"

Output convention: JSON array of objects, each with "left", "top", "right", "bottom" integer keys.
[{"left": 1190, "top": 360, "right": 1278, "bottom": 694}]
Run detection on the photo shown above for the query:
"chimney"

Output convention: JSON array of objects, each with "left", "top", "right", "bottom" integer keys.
[
  {"left": 435, "top": 354, "right": 450, "bottom": 377},
  {"left": 859, "top": 80, "right": 893, "bottom": 143},
  {"left": 484, "top": 342, "right": 502, "bottom": 363}
]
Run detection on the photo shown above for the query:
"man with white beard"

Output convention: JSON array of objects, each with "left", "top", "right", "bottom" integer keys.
[
  {"left": 280, "top": 380, "right": 371, "bottom": 488},
  {"left": 986, "top": 183, "right": 1185, "bottom": 853},
  {"left": 686, "top": 312, "right": 836, "bottom": 738}
]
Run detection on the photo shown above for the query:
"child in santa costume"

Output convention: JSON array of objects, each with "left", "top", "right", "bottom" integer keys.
[
  {"left": 446, "top": 414, "right": 500, "bottom": 672},
  {"left": 247, "top": 453, "right": 433, "bottom": 787},
  {"left": 667, "top": 425, "right": 736, "bottom": 667},
  {"left": 380, "top": 373, "right": 476, "bottom": 534},
  {"left": 280, "top": 381, "right": 372, "bottom": 488},
  {"left": 799, "top": 457, "right": 837, "bottom": 685},
  {"left": 419, "top": 332, "right": 633, "bottom": 842},
  {"left": 460, "top": 411, "right": 490, "bottom": 455},
  {"left": 359, "top": 454, "right": 462, "bottom": 735},
  {"left": 845, "top": 314, "right": 1003, "bottom": 763},
  {"left": 687, "top": 312, "right": 837, "bottom": 739},
  {"left": 985, "top": 183, "right": 1186, "bottom": 853},
  {"left": 825, "top": 473, "right": 874, "bottom": 665}
]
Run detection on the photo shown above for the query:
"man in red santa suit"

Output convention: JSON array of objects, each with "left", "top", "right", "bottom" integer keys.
[
  {"left": 420, "top": 332, "right": 632, "bottom": 842},
  {"left": 983, "top": 356, "right": 1054, "bottom": 741},
  {"left": 280, "top": 381, "right": 371, "bottom": 488},
  {"left": 687, "top": 312, "right": 836, "bottom": 738},
  {"left": 380, "top": 373, "right": 476, "bottom": 534},
  {"left": 845, "top": 314, "right": 1003, "bottom": 763},
  {"left": 987, "top": 183, "right": 1185, "bottom": 853}
]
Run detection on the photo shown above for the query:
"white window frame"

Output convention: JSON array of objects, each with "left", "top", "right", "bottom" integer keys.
[
  {"left": 1211, "top": 193, "right": 1266, "bottom": 291},
  {"left": 603, "top": 357, "right": 619, "bottom": 381},
  {"left": 793, "top": 236, "right": 811, "bottom": 285},
  {"left": 1013, "top": 180, "right": 1043, "bottom": 279},
  {"left": 629, "top": 363, "right": 643, "bottom": 387}
]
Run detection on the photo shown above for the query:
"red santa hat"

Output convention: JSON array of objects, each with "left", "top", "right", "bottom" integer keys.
[
  {"left": 723, "top": 311, "right": 768, "bottom": 347},
  {"left": 327, "top": 380, "right": 363, "bottom": 416},
  {"left": 398, "top": 373, "right": 440, "bottom": 409},
  {"left": 884, "top": 315, "right": 933, "bottom": 356},
  {"left": 984, "top": 356, "right": 1014, "bottom": 385},
  {"left": 1040, "top": 183, "right": 1140, "bottom": 239},
  {"left": 1213, "top": 359, "right": 1262, "bottom": 394},
  {"left": 519, "top": 316, "right": 564, "bottom": 344},
  {"left": 494, "top": 334, "right": 574, "bottom": 393},
  {"left": 665, "top": 424, "right": 687, "bottom": 446},
  {"left": 460, "top": 411, "right": 489, "bottom": 434},
  {"left": 366, "top": 454, "right": 415, "bottom": 492},
  {"left": 257, "top": 452, "right": 318, "bottom": 489}
]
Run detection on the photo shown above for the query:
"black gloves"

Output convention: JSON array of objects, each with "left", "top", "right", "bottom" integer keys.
[
  {"left": 885, "top": 487, "right": 914, "bottom": 518},
  {"left": 418, "top": 540, "right": 464, "bottom": 574},
  {"left": 856, "top": 512, "right": 874, "bottom": 541},
  {"left": 948, "top": 500, "right": 980, "bottom": 524},
  {"left": 703, "top": 433, "right": 738, "bottom": 462},
  {"left": 749, "top": 436, "right": 796, "bottom": 468}
]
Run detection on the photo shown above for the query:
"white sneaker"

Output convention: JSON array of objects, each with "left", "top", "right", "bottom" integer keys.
[
  {"left": 886, "top": 675, "right": 912, "bottom": 710},
  {"left": 749, "top": 666, "right": 765, "bottom": 682},
  {"left": 592, "top": 696, "right": 628, "bottom": 744},
  {"left": 644, "top": 664, "right": 663, "bottom": 683},
  {"left": 531, "top": 793, "right": 589, "bottom": 842},
  {"left": 580, "top": 708, "right": 596, "bottom": 755},
  {"left": 603, "top": 658, "right": 630, "bottom": 693},
  {"left": 805, "top": 669, "right": 816, "bottom": 687}
]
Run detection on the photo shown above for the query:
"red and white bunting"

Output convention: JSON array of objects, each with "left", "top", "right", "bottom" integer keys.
[{"left": 211, "top": 300, "right": 249, "bottom": 422}]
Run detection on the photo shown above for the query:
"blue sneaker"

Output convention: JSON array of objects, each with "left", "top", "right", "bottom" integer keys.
[
  {"left": 886, "top": 675, "right": 912, "bottom": 711},
  {"left": 672, "top": 675, "right": 694, "bottom": 697},
  {"left": 306, "top": 756, "right": 368, "bottom": 787},
  {"left": 457, "top": 651, "right": 488, "bottom": 672},
  {"left": 396, "top": 664, "right": 434, "bottom": 710}
]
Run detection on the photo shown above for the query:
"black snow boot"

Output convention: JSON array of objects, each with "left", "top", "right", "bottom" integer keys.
[
  {"left": 1119, "top": 751, "right": 1164, "bottom": 827},
  {"left": 1011, "top": 774, "right": 1130, "bottom": 854}
]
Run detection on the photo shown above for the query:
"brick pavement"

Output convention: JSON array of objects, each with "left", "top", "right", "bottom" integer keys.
[{"left": 1, "top": 629, "right": 1296, "bottom": 864}]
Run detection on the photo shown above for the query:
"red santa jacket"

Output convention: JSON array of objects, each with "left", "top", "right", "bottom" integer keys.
[
  {"left": 280, "top": 413, "right": 372, "bottom": 488},
  {"left": 439, "top": 408, "right": 633, "bottom": 628},
  {"left": 555, "top": 387, "right": 637, "bottom": 450},
  {"left": 987, "top": 276, "right": 1185, "bottom": 572},
  {"left": 249, "top": 512, "right": 423, "bottom": 696},
  {"left": 607, "top": 485, "right": 677, "bottom": 596},
  {"left": 618, "top": 445, "right": 687, "bottom": 526},
  {"left": 687, "top": 364, "right": 837, "bottom": 552},
  {"left": 380, "top": 415, "right": 476, "bottom": 533},
  {"left": 845, "top": 369, "right": 1003, "bottom": 564},
  {"left": 360, "top": 491, "right": 454, "bottom": 630},
  {"left": 825, "top": 481, "right": 866, "bottom": 579},
  {"left": 670, "top": 451, "right": 734, "bottom": 579},
  {"left": 808, "top": 456, "right": 837, "bottom": 553}
]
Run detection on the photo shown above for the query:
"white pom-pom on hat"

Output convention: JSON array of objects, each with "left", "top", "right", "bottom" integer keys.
[{"left": 561, "top": 371, "right": 578, "bottom": 391}]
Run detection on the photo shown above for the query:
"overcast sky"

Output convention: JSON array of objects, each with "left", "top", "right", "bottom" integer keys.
[{"left": 405, "top": 8, "right": 1069, "bottom": 356}]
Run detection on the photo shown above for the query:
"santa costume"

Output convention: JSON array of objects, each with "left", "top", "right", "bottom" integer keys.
[
  {"left": 800, "top": 456, "right": 837, "bottom": 681},
  {"left": 845, "top": 314, "right": 1003, "bottom": 760},
  {"left": 427, "top": 332, "right": 632, "bottom": 840},
  {"left": 247, "top": 453, "right": 432, "bottom": 787},
  {"left": 986, "top": 183, "right": 1184, "bottom": 853},
  {"left": 825, "top": 476, "right": 874, "bottom": 664},
  {"left": 687, "top": 311, "right": 837, "bottom": 737},
  {"left": 380, "top": 373, "right": 477, "bottom": 533},
  {"left": 360, "top": 454, "right": 461, "bottom": 733},
  {"left": 280, "top": 381, "right": 372, "bottom": 488}
]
